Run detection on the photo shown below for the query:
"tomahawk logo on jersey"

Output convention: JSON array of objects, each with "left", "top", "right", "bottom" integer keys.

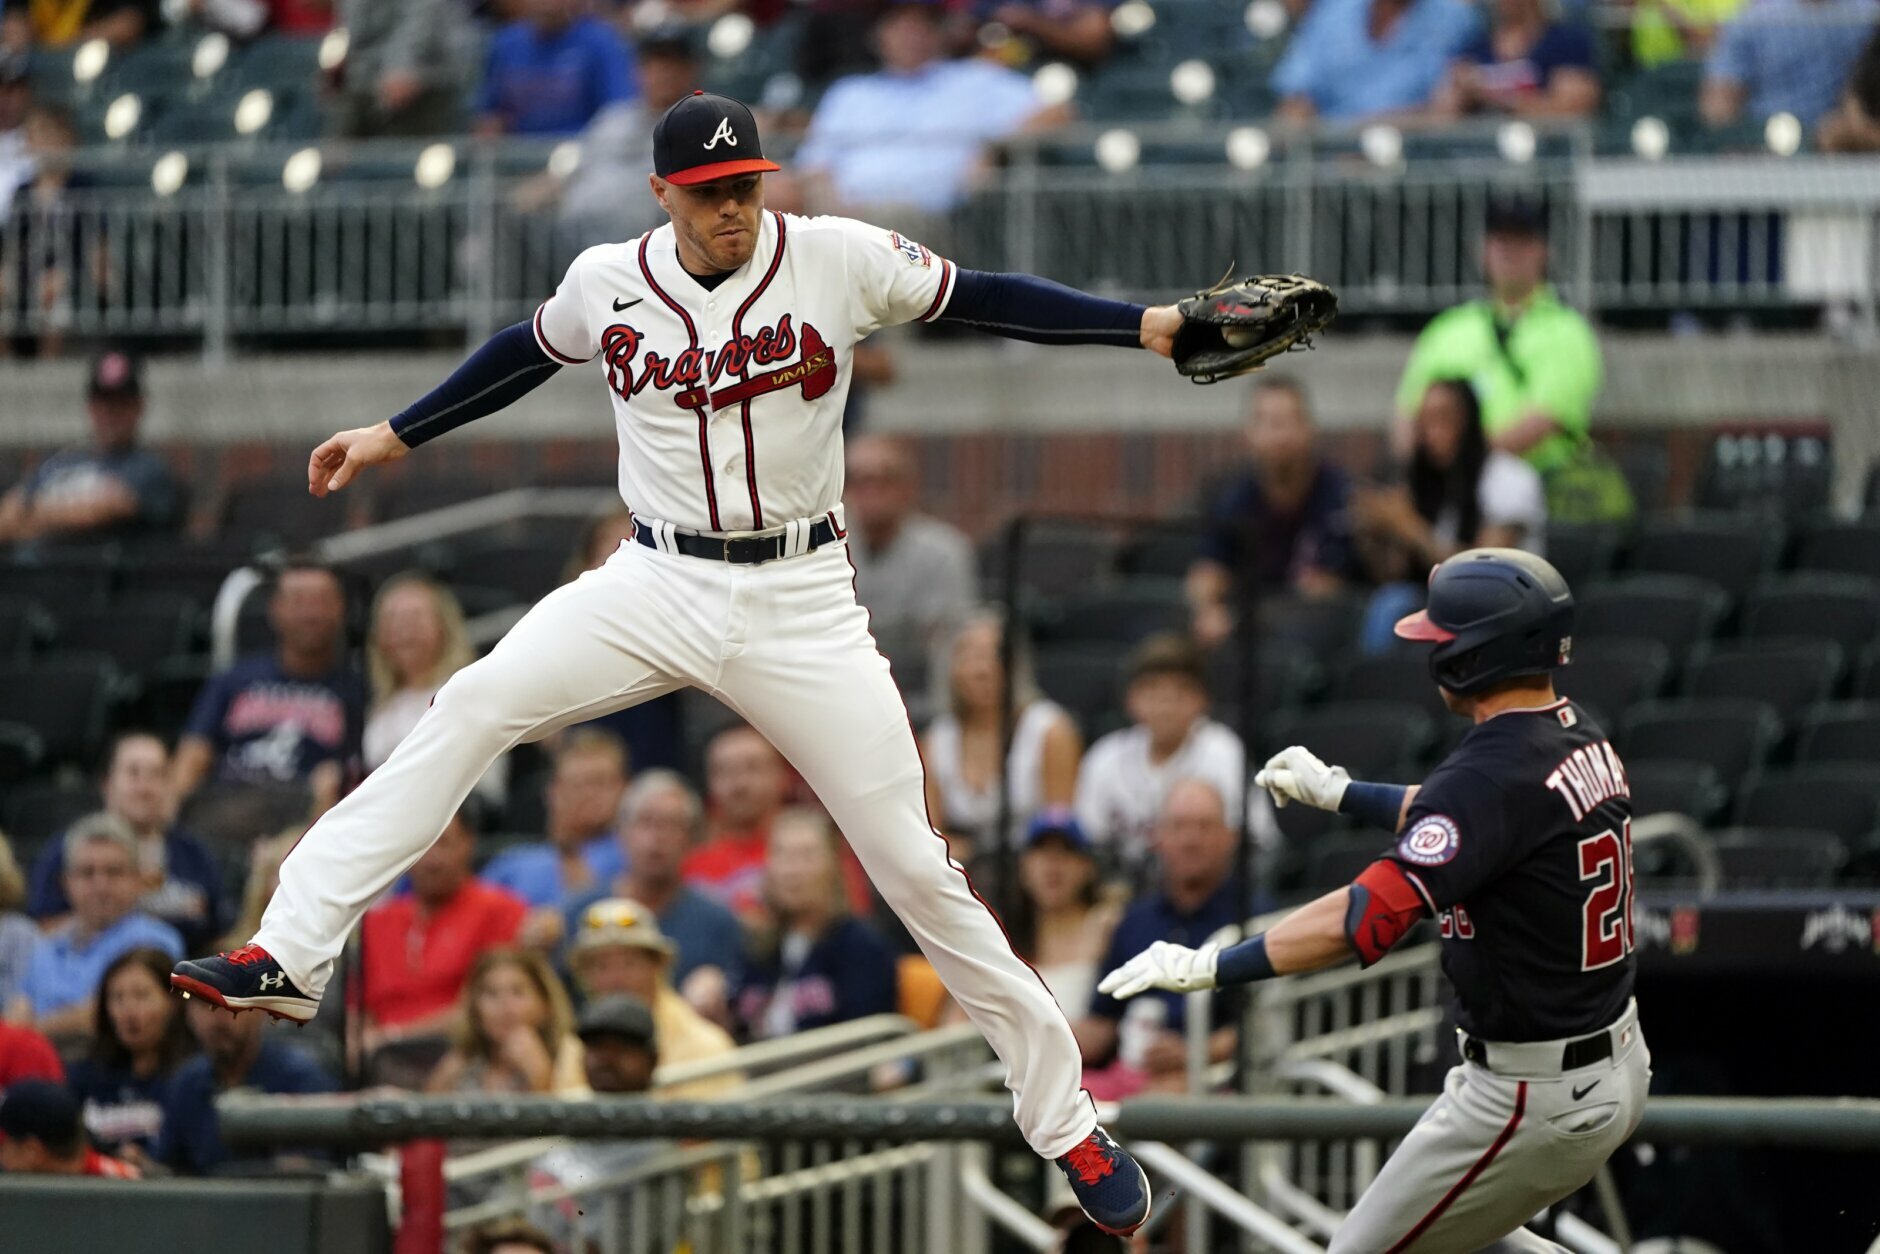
[
  {"left": 531, "top": 213, "right": 955, "bottom": 535},
  {"left": 1387, "top": 697, "right": 1636, "bottom": 1043}
]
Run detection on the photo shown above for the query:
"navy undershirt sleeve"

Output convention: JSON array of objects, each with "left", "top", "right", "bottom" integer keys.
[
  {"left": 937, "top": 269, "right": 1147, "bottom": 347},
  {"left": 390, "top": 321, "right": 562, "bottom": 448}
]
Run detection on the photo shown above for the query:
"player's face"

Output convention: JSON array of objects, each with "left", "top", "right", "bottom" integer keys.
[
  {"left": 374, "top": 582, "right": 447, "bottom": 685},
  {"left": 1126, "top": 673, "right": 1208, "bottom": 746},
  {"left": 624, "top": 787, "right": 693, "bottom": 879},
  {"left": 106, "top": 961, "right": 175, "bottom": 1055},
  {"left": 65, "top": 839, "right": 140, "bottom": 929},
  {"left": 102, "top": 734, "right": 172, "bottom": 833},
  {"left": 476, "top": 962, "right": 548, "bottom": 1038},
  {"left": 656, "top": 173, "right": 764, "bottom": 274},
  {"left": 547, "top": 750, "right": 628, "bottom": 844}
]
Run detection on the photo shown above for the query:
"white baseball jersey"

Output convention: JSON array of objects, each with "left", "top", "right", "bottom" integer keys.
[{"left": 532, "top": 210, "right": 958, "bottom": 534}]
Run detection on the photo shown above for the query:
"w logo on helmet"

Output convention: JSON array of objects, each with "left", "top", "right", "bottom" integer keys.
[{"left": 259, "top": 972, "right": 286, "bottom": 991}]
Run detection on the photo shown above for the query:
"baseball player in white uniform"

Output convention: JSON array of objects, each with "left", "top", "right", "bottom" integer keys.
[{"left": 174, "top": 89, "right": 1184, "bottom": 1233}]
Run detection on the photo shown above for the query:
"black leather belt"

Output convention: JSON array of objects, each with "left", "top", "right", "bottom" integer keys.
[
  {"left": 1462, "top": 1028, "right": 1613, "bottom": 1073},
  {"left": 636, "top": 517, "right": 841, "bottom": 565}
]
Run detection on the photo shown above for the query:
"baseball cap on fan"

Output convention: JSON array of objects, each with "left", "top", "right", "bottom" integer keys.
[{"left": 653, "top": 89, "right": 781, "bottom": 186}]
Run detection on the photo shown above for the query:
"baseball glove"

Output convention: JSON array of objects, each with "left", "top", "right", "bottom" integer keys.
[{"left": 1171, "top": 272, "right": 1338, "bottom": 384}]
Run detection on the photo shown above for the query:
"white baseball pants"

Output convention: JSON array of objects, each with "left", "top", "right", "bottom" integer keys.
[{"left": 254, "top": 530, "right": 1099, "bottom": 1159}]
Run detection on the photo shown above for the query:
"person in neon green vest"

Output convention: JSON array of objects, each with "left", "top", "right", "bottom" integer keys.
[{"left": 1395, "top": 198, "right": 1601, "bottom": 480}]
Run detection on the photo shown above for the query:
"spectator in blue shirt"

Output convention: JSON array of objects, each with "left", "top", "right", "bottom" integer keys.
[
  {"left": 30, "top": 733, "right": 229, "bottom": 955},
  {"left": 485, "top": 730, "right": 630, "bottom": 932},
  {"left": 475, "top": 0, "right": 639, "bottom": 138},
  {"left": 562, "top": 770, "right": 747, "bottom": 1002},
  {"left": 156, "top": 995, "right": 335, "bottom": 1175},
  {"left": 794, "top": 0, "right": 1063, "bottom": 215},
  {"left": 171, "top": 560, "right": 365, "bottom": 818},
  {"left": 0, "top": 349, "right": 181, "bottom": 547},
  {"left": 65, "top": 947, "right": 195, "bottom": 1163},
  {"left": 735, "top": 810, "right": 898, "bottom": 1040},
  {"left": 1433, "top": 0, "right": 1600, "bottom": 119},
  {"left": 1076, "top": 778, "right": 1243, "bottom": 1091},
  {"left": 1186, "top": 374, "right": 1358, "bottom": 650},
  {"left": 6, "top": 815, "right": 183, "bottom": 1041},
  {"left": 1273, "top": 0, "right": 1482, "bottom": 123},
  {"left": 1701, "top": 0, "right": 1878, "bottom": 127}
]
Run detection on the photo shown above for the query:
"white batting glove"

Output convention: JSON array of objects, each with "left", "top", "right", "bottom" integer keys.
[
  {"left": 1254, "top": 745, "right": 1350, "bottom": 812},
  {"left": 1097, "top": 941, "right": 1220, "bottom": 1000}
]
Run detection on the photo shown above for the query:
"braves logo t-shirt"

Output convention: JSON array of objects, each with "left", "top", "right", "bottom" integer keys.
[{"left": 183, "top": 653, "right": 365, "bottom": 787}]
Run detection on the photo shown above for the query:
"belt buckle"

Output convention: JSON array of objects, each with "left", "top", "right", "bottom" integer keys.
[{"left": 723, "top": 536, "right": 772, "bottom": 565}]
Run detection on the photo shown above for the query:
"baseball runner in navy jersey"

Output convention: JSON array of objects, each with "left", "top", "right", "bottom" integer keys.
[
  {"left": 168, "top": 89, "right": 1190, "bottom": 1232},
  {"left": 1101, "top": 549, "right": 1650, "bottom": 1252}
]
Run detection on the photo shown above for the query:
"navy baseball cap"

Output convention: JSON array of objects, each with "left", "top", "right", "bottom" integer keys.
[
  {"left": 0, "top": 1080, "right": 83, "bottom": 1144},
  {"left": 1026, "top": 808, "right": 1093, "bottom": 853},
  {"left": 653, "top": 90, "right": 781, "bottom": 186}
]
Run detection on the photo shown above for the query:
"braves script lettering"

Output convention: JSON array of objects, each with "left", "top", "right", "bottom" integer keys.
[{"left": 600, "top": 315, "right": 835, "bottom": 412}]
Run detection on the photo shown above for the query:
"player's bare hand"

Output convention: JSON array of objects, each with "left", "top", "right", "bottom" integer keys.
[
  {"left": 1254, "top": 745, "right": 1350, "bottom": 811},
  {"left": 1139, "top": 305, "right": 1182, "bottom": 358},
  {"left": 1098, "top": 940, "right": 1219, "bottom": 1000},
  {"left": 309, "top": 421, "right": 408, "bottom": 497}
]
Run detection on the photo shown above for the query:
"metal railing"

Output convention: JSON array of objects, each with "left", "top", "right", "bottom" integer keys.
[{"left": 7, "top": 132, "right": 1878, "bottom": 357}]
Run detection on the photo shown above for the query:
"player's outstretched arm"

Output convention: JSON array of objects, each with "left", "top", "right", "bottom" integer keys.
[
  {"left": 935, "top": 268, "right": 1179, "bottom": 354},
  {"left": 1255, "top": 745, "right": 1419, "bottom": 831},
  {"left": 1098, "top": 861, "right": 1431, "bottom": 998},
  {"left": 310, "top": 320, "right": 563, "bottom": 497}
]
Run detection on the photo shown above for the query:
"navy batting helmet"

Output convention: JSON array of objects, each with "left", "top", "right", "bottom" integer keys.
[{"left": 1393, "top": 548, "right": 1574, "bottom": 695}]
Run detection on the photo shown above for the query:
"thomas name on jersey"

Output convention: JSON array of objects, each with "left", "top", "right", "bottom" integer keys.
[{"left": 1544, "top": 739, "right": 1631, "bottom": 822}]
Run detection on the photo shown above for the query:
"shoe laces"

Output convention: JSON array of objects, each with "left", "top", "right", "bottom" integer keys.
[
  {"left": 226, "top": 943, "right": 271, "bottom": 968},
  {"left": 1064, "top": 1137, "right": 1116, "bottom": 1187}
]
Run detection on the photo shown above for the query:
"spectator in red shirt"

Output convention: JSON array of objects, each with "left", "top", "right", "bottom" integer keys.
[
  {"left": 359, "top": 807, "right": 526, "bottom": 1057},
  {"left": 0, "top": 1020, "right": 63, "bottom": 1091},
  {"left": 0, "top": 1079, "right": 138, "bottom": 1178},
  {"left": 683, "top": 726, "right": 790, "bottom": 920}
]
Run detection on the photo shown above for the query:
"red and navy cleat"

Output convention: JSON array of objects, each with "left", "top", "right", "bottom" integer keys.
[
  {"left": 1056, "top": 1126, "right": 1152, "bottom": 1236},
  {"left": 170, "top": 944, "right": 318, "bottom": 1023}
]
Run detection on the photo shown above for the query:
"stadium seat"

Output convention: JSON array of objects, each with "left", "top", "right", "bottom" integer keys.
[
  {"left": 1118, "top": 525, "right": 1203, "bottom": 580},
  {"left": 1268, "top": 701, "right": 1436, "bottom": 782},
  {"left": 1626, "top": 760, "right": 1727, "bottom": 824},
  {"left": 1331, "top": 649, "right": 1450, "bottom": 723},
  {"left": 1258, "top": 590, "right": 1371, "bottom": 665},
  {"left": 1543, "top": 523, "right": 1623, "bottom": 590},
  {"left": 1300, "top": 834, "right": 1388, "bottom": 893},
  {"left": 1575, "top": 575, "right": 1728, "bottom": 654},
  {"left": 0, "top": 722, "right": 45, "bottom": 784},
  {"left": 446, "top": 540, "right": 570, "bottom": 607},
  {"left": 125, "top": 654, "right": 215, "bottom": 737},
  {"left": 2, "top": 552, "right": 114, "bottom": 608},
  {"left": 1207, "top": 637, "right": 1323, "bottom": 716},
  {"left": 982, "top": 528, "right": 1123, "bottom": 603},
  {"left": 1621, "top": 698, "right": 1782, "bottom": 780},
  {"left": 1626, "top": 511, "right": 1779, "bottom": 601},
  {"left": 1736, "top": 767, "right": 1880, "bottom": 841},
  {"left": 1796, "top": 702, "right": 1880, "bottom": 767},
  {"left": 1795, "top": 521, "right": 1880, "bottom": 581},
  {"left": 54, "top": 595, "right": 201, "bottom": 677},
  {"left": 1695, "top": 429, "right": 1833, "bottom": 520},
  {"left": 0, "top": 595, "right": 51, "bottom": 660},
  {"left": 1709, "top": 827, "right": 1845, "bottom": 888},
  {"left": 1742, "top": 573, "right": 1880, "bottom": 659},
  {"left": 115, "top": 547, "right": 252, "bottom": 607},
  {"left": 373, "top": 479, "right": 509, "bottom": 521},
  {"left": 0, "top": 654, "right": 122, "bottom": 766},
  {"left": 222, "top": 480, "right": 345, "bottom": 550},
  {"left": 1554, "top": 638, "right": 1672, "bottom": 726},
  {"left": 1681, "top": 639, "right": 1842, "bottom": 724},
  {"left": 1034, "top": 641, "right": 1130, "bottom": 732},
  {"left": 0, "top": 778, "right": 103, "bottom": 848},
  {"left": 1039, "top": 584, "right": 1188, "bottom": 646},
  {"left": 1858, "top": 645, "right": 1880, "bottom": 701}
]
